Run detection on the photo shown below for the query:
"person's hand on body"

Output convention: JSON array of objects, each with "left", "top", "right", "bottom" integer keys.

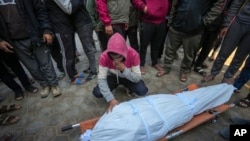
[
  {"left": 107, "top": 99, "right": 119, "bottom": 113},
  {"left": 0, "top": 41, "right": 14, "bottom": 53}
]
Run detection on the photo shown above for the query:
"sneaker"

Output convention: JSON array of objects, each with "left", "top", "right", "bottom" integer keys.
[
  {"left": 57, "top": 72, "right": 65, "bottom": 80},
  {"left": 193, "top": 66, "right": 206, "bottom": 77},
  {"left": 86, "top": 72, "right": 97, "bottom": 81},
  {"left": 41, "top": 86, "right": 50, "bottom": 98},
  {"left": 51, "top": 86, "right": 62, "bottom": 97}
]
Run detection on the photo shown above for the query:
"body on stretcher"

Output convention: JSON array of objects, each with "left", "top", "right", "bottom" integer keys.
[{"left": 61, "top": 83, "right": 237, "bottom": 141}]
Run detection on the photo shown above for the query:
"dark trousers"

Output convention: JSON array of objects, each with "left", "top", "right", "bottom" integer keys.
[
  {"left": 211, "top": 21, "right": 250, "bottom": 79},
  {"left": 49, "top": 37, "right": 64, "bottom": 73},
  {"left": 55, "top": 33, "right": 77, "bottom": 80},
  {"left": 158, "top": 19, "right": 169, "bottom": 59},
  {"left": 0, "top": 51, "right": 30, "bottom": 93},
  {"left": 139, "top": 21, "right": 166, "bottom": 66},
  {"left": 93, "top": 75, "right": 148, "bottom": 98},
  {"left": 233, "top": 55, "right": 250, "bottom": 90},
  {"left": 194, "top": 27, "right": 220, "bottom": 67},
  {"left": 12, "top": 38, "right": 58, "bottom": 87},
  {"left": 76, "top": 23, "right": 97, "bottom": 73},
  {"left": 97, "top": 31, "right": 109, "bottom": 51},
  {"left": 125, "top": 25, "right": 139, "bottom": 52}
]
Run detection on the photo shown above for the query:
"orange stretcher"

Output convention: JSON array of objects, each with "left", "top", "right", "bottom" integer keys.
[{"left": 61, "top": 83, "right": 238, "bottom": 140}]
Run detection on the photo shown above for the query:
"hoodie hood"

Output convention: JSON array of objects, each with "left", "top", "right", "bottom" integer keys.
[{"left": 106, "top": 33, "right": 128, "bottom": 60}]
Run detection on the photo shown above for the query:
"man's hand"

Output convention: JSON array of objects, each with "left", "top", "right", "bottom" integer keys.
[
  {"left": 219, "top": 27, "right": 228, "bottom": 38},
  {"left": 43, "top": 33, "right": 53, "bottom": 45},
  {"left": 143, "top": 6, "right": 147, "bottom": 14},
  {"left": 107, "top": 99, "right": 119, "bottom": 113},
  {"left": 113, "top": 59, "right": 126, "bottom": 72},
  {"left": 105, "top": 25, "right": 113, "bottom": 36},
  {"left": 0, "top": 41, "right": 14, "bottom": 53}
]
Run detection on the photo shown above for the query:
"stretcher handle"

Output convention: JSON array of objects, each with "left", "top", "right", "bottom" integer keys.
[{"left": 61, "top": 125, "right": 73, "bottom": 132}]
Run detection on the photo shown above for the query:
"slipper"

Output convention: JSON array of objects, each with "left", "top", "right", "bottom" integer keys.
[
  {"left": 180, "top": 73, "right": 187, "bottom": 82},
  {"left": 71, "top": 78, "right": 85, "bottom": 85},
  {"left": 237, "top": 98, "right": 250, "bottom": 108},
  {"left": 201, "top": 74, "right": 215, "bottom": 82},
  {"left": 194, "top": 67, "right": 206, "bottom": 77},
  {"left": 0, "top": 114, "right": 20, "bottom": 125},
  {"left": 75, "top": 73, "right": 85, "bottom": 79},
  {"left": 0, "top": 104, "right": 22, "bottom": 114},
  {"left": 140, "top": 66, "right": 146, "bottom": 75},
  {"left": 25, "top": 85, "right": 38, "bottom": 93},
  {"left": 156, "top": 69, "right": 169, "bottom": 77},
  {"left": 153, "top": 64, "right": 163, "bottom": 71},
  {"left": 15, "top": 91, "right": 24, "bottom": 101}
]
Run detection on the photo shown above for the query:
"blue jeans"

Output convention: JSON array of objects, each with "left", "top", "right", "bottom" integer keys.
[
  {"left": 93, "top": 75, "right": 148, "bottom": 98},
  {"left": 233, "top": 55, "right": 250, "bottom": 90}
]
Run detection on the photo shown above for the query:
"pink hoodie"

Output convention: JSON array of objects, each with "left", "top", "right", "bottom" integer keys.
[{"left": 98, "top": 33, "right": 141, "bottom": 102}]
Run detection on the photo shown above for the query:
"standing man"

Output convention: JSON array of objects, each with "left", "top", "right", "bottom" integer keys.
[
  {"left": 0, "top": 0, "right": 62, "bottom": 98},
  {"left": 53, "top": 0, "right": 98, "bottom": 81},
  {"left": 203, "top": 0, "right": 250, "bottom": 84},
  {"left": 132, "top": 0, "right": 170, "bottom": 74},
  {"left": 157, "top": 0, "right": 226, "bottom": 82}
]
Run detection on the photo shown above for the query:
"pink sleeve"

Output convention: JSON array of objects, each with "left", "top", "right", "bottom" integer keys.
[{"left": 96, "top": 0, "right": 111, "bottom": 26}]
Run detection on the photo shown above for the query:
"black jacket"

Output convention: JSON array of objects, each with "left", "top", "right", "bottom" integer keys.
[
  {"left": 223, "top": 0, "right": 250, "bottom": 26},
  {"left": 0, "top": 0, "right": 53, "bottom": 44},
  {"left": 169, "top": 0, "right": 226, "bottom": 34}
]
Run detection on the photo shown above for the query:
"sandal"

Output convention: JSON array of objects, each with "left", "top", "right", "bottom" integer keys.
[
  {"left": 201, "top": 74, "right": 215, "bottom": 82},
  {"left": 156, "top": 69, "right": 170, "bottom": 77},
  {"left": 140, "top": 66, "right": 146, "bottom": 75},
  {"left": 0, "top": 104, "right": 21, "bottom": 114},
  {"left": 25, "top": 85, "right": 38, "bottom": 93},
  {"left": 15, "top": 91, "right": 24, "bottom": 101},
  {"left": 180, "top": 73, "right": 187, "bottom": 82},
  {"left": 237, "top": 98, "right": 250, "bottom": 108},
  {"left": 71, "top": 78, "right": 85, "bottom": 85},
  {"left": 153, "top": 64, "right": 163, "bottom": 71},
  {"left": 0, "top": 114, "right": 20, "bottom": 125}
]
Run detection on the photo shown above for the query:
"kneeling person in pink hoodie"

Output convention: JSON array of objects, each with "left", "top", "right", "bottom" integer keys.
[{"left": 93, "top": 33, "right": 148, "bottom": 112}]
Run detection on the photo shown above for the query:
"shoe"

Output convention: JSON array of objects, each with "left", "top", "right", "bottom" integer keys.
[
  {"left": 231, "top": 116, "right": 250, "bottom": 125},
  {"left": 57, "top": 72, "right": 65, "bottom": 81},
  {"left": 41, "top": 86, "right": 50, "bottom": 98},
  {"left": 193, "top": 67, "right": 206, "bottom": 77},
  {"left": 86, "top": 72, "right": 97, "bottom": 81},
  {"left": 83, "top": 67, "right": 91, "bottom": 73},
  {"left": 219, "top": 127, "right": 229, "bottom": 140},
  {"left": 51, "top": 86, "right": 62, "bottom": 97},
  {"left": 202, "top": 74, "right": 215, "bottom": 82},
  {"left": 25, "top": 85, "right": 38, "bottom": 93}
]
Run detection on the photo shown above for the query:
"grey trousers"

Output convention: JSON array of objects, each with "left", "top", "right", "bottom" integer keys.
[
  {"left": 163, "top": 26, "right": 202, "bottom": 72},
  {"left": 13, "top": 38, "right": 58, "bottom": 87},
  {"left": 76, "top": 23, "right": 97, "bottom": 73},
  {"left": 211, "top": 21, "right": 250, "bottom": 78}
]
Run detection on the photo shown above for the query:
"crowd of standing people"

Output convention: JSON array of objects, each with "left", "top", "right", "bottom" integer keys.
[{"left": 1, "top": 0, "right": 250, "bottom": 140}]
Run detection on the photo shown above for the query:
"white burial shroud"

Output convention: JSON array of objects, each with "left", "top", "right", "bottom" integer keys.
[{"left": 90, "top": 83, "right": 235, "bottom": 141}]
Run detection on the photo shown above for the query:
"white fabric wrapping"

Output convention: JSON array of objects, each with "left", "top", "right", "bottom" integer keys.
[{"left": 90, "top": 84, "right": 235, "bottom": 141}]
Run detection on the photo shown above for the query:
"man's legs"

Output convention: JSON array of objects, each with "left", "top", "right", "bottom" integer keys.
[
  {"left": 126, "top": 25, "right": 139, "bottom": 52},
  {"left": 76, "top": 23, "right": 97, "bottom": 80},
  {"left": 55, "top": 33, "right": 78, "bottom": 81}
]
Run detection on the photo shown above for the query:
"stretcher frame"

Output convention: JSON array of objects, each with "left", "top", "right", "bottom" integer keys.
[{"left": 61, "top": 83, "right": 238, "bottom": 140}]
